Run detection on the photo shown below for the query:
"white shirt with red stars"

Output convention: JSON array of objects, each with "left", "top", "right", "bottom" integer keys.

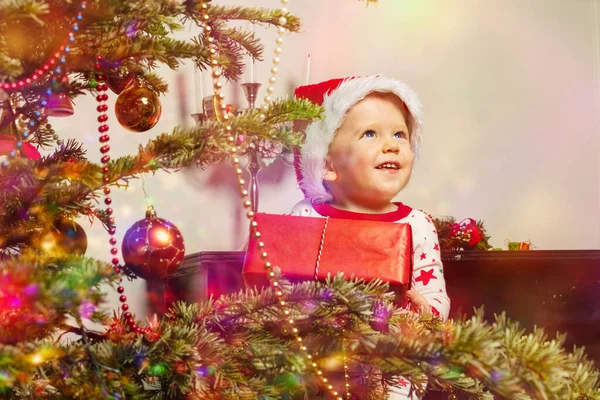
[{"left": 290, "top": 198, "right": 450, "bottom": 400}]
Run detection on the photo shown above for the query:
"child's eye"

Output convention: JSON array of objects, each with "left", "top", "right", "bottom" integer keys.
[
  {"left": 394, "top": 132, "right": 406, "bottom": 139},
  {"left": 361, "top": 130, "right": 376, "bottom": 138}
]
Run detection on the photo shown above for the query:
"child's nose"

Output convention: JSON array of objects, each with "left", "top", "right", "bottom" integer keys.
[{"left": 382, "top": 139, "right": 400, "bottom": 153}]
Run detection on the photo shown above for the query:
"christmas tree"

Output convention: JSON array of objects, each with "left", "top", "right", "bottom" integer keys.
[{"left": 0, "top": 0, "right": 599, "bottom": 399}]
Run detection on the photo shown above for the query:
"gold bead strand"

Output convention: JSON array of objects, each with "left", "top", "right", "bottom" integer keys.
[
  {"left": 199, "top": 2, "right": 345, "bottom": 399},
  {"left": 261, "top": 0, "right": 289, "bottom": 110},
  {"left": 343, "top": 336, "right": 351, "bottom": 400}
]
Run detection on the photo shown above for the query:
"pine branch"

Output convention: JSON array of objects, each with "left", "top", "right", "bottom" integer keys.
[
  {"left": 1, "top": 0, "right": 301, "bottom": 150},
  {"left": 0, "top": 253, "right": 116, "bottom": 345},
  {"left": 207, "top": 5, "right": 301, "bottom": 30},
  {"left": 0, "top": 98, "right": 319, "bottom": 249},
  {"left": 1, "top": 275, "right": 599, "bottom": 398}
]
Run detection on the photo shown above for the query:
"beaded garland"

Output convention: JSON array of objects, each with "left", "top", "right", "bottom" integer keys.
[{"left": 200, "top": 1, "right": 351, "bottom": 398}]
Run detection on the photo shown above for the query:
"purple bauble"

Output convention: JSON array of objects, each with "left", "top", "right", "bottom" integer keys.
[{"left": 122, "top": 206, "right": 185, "bottom": 280}]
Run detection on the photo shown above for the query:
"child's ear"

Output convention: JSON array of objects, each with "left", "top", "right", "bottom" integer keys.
[{"left": 322, "top": 156, "right": 337, "bottom": 182}]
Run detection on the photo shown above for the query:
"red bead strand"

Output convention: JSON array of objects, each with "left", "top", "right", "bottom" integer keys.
[{"left": 95, "top": 57, "right": 149, "bottom": 335}]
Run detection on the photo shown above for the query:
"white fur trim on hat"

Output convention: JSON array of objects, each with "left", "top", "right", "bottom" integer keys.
[{"left": 298, "top": 75, "right": 423, "bottom": 203}]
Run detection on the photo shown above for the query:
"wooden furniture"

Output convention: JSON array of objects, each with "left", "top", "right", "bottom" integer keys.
[{"left": 149, "top": 250, "right": 600, "bottom": 366}]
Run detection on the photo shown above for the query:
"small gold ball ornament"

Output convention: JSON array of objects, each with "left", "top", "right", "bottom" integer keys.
[{"left": 115, "top": 85, "right": 162, "bottom": 132}]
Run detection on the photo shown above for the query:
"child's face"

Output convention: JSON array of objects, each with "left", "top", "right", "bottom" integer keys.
[{"left": 324, "top": 93, "right": 414, "bottom": 207}]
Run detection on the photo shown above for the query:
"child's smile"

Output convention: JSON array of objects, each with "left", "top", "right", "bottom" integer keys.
[{"left": 376, "top": 161, "right": 401, "bottom": 172}]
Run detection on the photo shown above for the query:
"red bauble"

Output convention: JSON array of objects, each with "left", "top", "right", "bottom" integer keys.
[
  {"left": 0, "top": 134, "right": 41, "bottom": 160},
  {"left": 122, "top": 206, "right": 185, "bottom": 280}
]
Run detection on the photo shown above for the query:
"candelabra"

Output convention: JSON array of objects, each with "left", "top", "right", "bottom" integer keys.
[
  {"left": 241, "top": 83, "right": 262, "bottom": 213},
  {"left": 191, "top": 82, "right": 263, "bottom": 213}
]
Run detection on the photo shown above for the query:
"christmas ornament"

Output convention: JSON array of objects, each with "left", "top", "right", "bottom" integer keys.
[
  {"left": 122, "top": 205, "right": 185, "bottom": 280},
  {"left": 450, "top": 218, "right": 482, "bottom": 247},
  {"left": 0, "top": 134, "right": 41, "bottom": 160},
  {"left": 36, "top": 218, "right": 88, "bottom": 255},
  {"left": 115, "top": 85, "right": 161, "bottom": 132},
  {"left": 44, "top": 76, "right": 74, "bottom": 118},
  {"left": 45, "top": 93, "right": 74, "bottom": 117},
  {"left": 432, "top": 215, "right": 492, "bottom": 252},
  {"left": 506, "top": 240, "right": 532, "bottom": 251},
  {"left": 105, "top": 71, "right": 134, "bottom": 94}
]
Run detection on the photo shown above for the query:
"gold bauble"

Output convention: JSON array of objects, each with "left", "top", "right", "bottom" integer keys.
[
  {"left": 115, "top": 86, "right": 162, "bottom": 132},
  {"left": 34, "top": 218, "right": 88, "bottom": 256}
]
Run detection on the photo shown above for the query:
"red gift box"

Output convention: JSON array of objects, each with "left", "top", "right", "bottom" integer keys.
[{"left": 243, "top": 213, "right": 412, "bottom": 303}]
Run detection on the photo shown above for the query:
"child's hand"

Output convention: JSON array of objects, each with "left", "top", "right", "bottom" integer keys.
[{"left": 406, "top": 289, "right": 432, "bottom": 316}]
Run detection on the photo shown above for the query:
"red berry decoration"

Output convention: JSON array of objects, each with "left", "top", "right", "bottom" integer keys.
[{"left": 122, "top": 205, "right": 185, "bottom": 280}]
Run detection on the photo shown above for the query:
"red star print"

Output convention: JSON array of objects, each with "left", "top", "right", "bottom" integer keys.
[
  {"left": 432, "top": 258, "right": 436, "bottom": 262},
  {"left": 433, "top": 243, "right": 439, "bottom": 251},
  {"left": 431, "top": 306, "right": 440, "bottom": 317},
  {"left": 415, "top": 269, "right": 437, "bottom": 286},
  {"left": 420, "top": 252, "right": 427, "bottom": 260},
  {"left": 398, "top": 378, "right": 409, "bottom": 387}
]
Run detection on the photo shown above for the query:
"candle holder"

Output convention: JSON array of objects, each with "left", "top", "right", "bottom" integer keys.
[
  {"left": 190, "top": 112, "right": 206, "bottom": 124},
  {"left": 203, "top": 95, "right": 218, "bottom": 119},
  {"left": 242, "top": 82, "right": 262, "bottom": 213},
  {"left": 192, "top": 96, "right": 237, "bottom": 124},
  {"left": 241, "top": 83, "right": 261, "bottom": 110}
]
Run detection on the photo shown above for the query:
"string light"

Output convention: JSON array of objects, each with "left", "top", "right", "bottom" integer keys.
[
  {"left": 1, "top": 1, "right": 86, "bottom": 166},
  {"left": 199, "top": 2, "right": 347, "bottom": 399},
  {"left": 0, "top": 2, "right": 86, "bottom": 91}
]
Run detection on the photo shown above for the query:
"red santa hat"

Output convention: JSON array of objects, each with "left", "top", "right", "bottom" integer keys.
[{"left": 293, "top": 75, "right": 423, "bottom": 203}]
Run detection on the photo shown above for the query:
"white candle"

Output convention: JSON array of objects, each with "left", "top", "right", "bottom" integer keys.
[
  {"left": 193, "top": 66, "right": 200, "bottom": 112},
  {"left": 193, "top": 66, "right": 205, "bottom": 113},
  {"left": 199, "top": 68, "right": 204, "bottom": 103},
  {"left": 305, "top": 53, "right": 311, "bottom": 85}
]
